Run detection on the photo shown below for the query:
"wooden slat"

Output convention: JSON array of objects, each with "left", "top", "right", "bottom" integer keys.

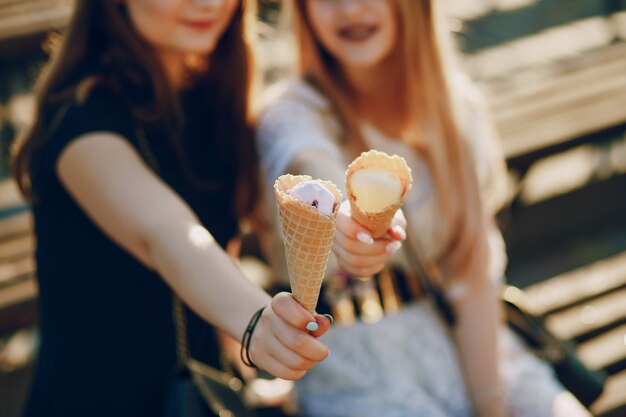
[
  {"left": 545, "top": 288, "right": 626, "bottom": 341},
  {"left": 493, "top": 58, "right": 626, "bottom": 126},
  {"left": 0, "top": 0, "right": 58, "bottom": 19},
  {"left": 0, "top": 212, "right": 32, "bottom": 241},
  {"left": 443, "top": 0, "right": 490, "bottom": 21},
  {"left": 523, "top": 251, "right": 626, "bottom": 316},
  {"left": 0, "top": 278, "right": 37, "bottom": 311},
  {"left": 498, "top": 89, "right": 626, "bottom": 158},
  {"left": 0, "top": 235, "right": 35, "bottom": 263},
  {"left": 591, "top": 369, "right": 626, "bottom": 417},
  {"left": 0, "top": 257, "right": 35, "bottom": 286},
  {"left": 486, "top": 43, "right": 626, "bottom": 106},
  {"left": 0, "top": 0, "right": 72, "bottom": 41},
  {"left": 577, "top": 323, "right": 626, "bottom": 371},
  {"left": 0, "top": 0, "right": 42, "bottom": 6},
  {"left": 466, "top": 16, "right": 615, "bottom": 81},
  {"left": 486, "top": 42, "right": 626, "bottom": 99},
  {"left": 0, "top": 179, "right": 24, "bottom": 212},
  {"left": 474, "top": 42, "right": 626, "bottom": 159},
  {"left": 498, "top": 85, "right": 626, "bottom": 136}
]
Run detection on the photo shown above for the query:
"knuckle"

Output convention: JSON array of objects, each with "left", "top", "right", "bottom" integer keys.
[
  {"left": 343, "top": 252, "right": 358, "bottom": 267},
  {"left": 291, "top": 333, "right": 307, "bottom": 351},
  {"left": 292, "top": 356, "right": 309, "bottom": 370},
  {"left": 271, "top": 292, "right": 289, "bottom": 311},
  {"left": 335, "top": 250, "right": 353, "bottom": 267},
  {"left": 337, "top": 260, "right": 357, "bottom": 276},
  {"left": 375, "top": 241, "right": 390, "bottom": 253},
  {"left": 341, "top": 236, "right": 356, "bottom": 251},
  {"left": 333, "top": 237, "right": 348, "bottom": 253}
]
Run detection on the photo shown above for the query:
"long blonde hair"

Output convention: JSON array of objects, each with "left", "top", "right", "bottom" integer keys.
[{"left": 294, "top": 0, "right": 489, "bottom": 280}]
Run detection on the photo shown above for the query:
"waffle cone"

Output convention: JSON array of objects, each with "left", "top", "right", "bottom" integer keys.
[
  {"left": 346, "top": 150, "right": 412, "bottom": 238},
  {"left": 275, "top": 175, "right": 342, "bottom": 313}
]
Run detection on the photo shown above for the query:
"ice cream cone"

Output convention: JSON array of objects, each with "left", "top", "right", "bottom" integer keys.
[
  {"left": 346, "top": 150, "right": 412, "bottom": 238},
  {"left": 275, "top": 175, "right": 342, "bottom": 314}
]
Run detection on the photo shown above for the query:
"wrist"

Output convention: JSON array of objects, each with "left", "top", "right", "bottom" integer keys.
[
  {"left": 474, "top": 385, "right": 508, "bottom": 417},
  {"left": 240, "top": 306, "right": 266, "bottom": 368}
]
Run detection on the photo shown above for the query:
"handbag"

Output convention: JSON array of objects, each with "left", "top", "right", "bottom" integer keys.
[
  {"left": 502, "top": 287, "right": 606, "bottom": 408},
  {"left": 402, "top": 234, "right": 605, "bottom": 409},
  {"left": 162, "top": 297, "right": 254, "bottom": 417},
  {"left": 134, "top": 127, "right": 254, "bottom": 417}
]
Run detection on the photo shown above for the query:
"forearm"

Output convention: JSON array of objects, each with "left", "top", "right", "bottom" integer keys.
[
  {"left": 55, "top": 136, "right": 329, "bottom": 378},
  {"left": 143, "top": 216, "right": 270, "bottom": 341},
  {"left": 452, "top": 279, "right": 508, "bottom": 417}
]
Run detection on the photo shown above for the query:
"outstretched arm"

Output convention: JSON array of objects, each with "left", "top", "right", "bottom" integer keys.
[{"left": 56, "top": 132, "right": 330, "bottom": 380}]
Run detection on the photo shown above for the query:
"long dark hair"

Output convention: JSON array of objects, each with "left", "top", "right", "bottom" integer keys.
[{"left": 12, "top": 0, "right": 259, "bottom": 219}]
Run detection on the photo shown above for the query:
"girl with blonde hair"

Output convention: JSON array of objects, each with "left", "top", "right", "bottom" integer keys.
[{"left": 257, "top": 0, "right": 591, "bottom": 416}]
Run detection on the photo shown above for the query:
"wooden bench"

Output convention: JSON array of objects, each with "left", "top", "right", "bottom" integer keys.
[
  {"left": 0, "top": 178, "right": 37, "bottom": 417},
  {"left": 516, "top": 251, "right": 626, "bottom": 417},
  {"left": 452, "top": 7, "right": 626, "bottom": 416},
  {"left": 0, "top": 0, "right": 72, "bottom": 42},
  {"left": 478, "top": 42, "right": 626, "bottom": 173},
  {"left": 0, "top": 179, "right": 37, "bottom": 337}
]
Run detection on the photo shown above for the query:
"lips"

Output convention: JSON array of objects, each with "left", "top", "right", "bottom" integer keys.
[
  {"left": 338, "top": 25, "right": 379, "bottom": 42},
  {"left": 180, "top": 19, "right": 216, "bottom": 31}
]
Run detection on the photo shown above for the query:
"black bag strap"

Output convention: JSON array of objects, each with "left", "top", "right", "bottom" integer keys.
[
  {"left": 135, "top": 126, "right": 190, "bottom": 364},
  {"left": 402, "top": 232, "right": 456, "bottom": 326}
]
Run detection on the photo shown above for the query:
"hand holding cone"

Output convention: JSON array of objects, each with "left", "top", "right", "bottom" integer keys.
[
  {"left": 346, "top": 150, "right": 412, "bottom": 238},
  {"left": 275, "top": 175, "right": 342, "bottom": 314}
]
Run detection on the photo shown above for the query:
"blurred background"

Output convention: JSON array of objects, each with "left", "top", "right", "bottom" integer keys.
[{"left": 1, "top": 0, "right": 625, "bottom": 416}]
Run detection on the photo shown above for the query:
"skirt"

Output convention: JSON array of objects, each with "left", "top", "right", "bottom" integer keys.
[{"left": 296, "top": 298, "right": 591, "bottom": 417}]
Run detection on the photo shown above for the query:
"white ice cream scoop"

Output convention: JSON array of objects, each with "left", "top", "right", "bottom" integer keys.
[
  {"left": 349, "top": 168, "right": 402, "bottom": 213},
  {"left": 286, "top": 180, "right": 336, "bottom": 216}
]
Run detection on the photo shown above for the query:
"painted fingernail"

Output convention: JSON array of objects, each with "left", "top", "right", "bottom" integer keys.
[
  {"left": 393, "top": 225, "right": 407, "bottom": 240},
  {"left": 386, "top": 241, "right": 402, "bottom": 254},
  {"left": 356, "top": 231, "right": 374, "bottom": 245},
  {"left": 306, "top": 321, "right": 319, "bottom": 332},
  {"left": 323, "top": 314, "right": 334, "bottom": 325}
]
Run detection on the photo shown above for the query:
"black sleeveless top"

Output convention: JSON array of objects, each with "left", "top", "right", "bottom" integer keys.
[{"left": 23, "top": 86, "right": 240, "bottom": 417}]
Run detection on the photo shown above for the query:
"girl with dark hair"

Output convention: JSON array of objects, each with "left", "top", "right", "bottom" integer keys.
[{"left": 13, "top": 1, "right": 330, "bottom": 416}]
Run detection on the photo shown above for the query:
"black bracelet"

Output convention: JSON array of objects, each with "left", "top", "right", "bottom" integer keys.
[{"left": 240, "top": 307, "right": 265, "bottom": 368}]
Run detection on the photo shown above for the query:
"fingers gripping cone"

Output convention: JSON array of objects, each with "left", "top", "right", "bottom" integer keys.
[
  {"left": 346, "top": 150, "right": 412, "bottom": 238},
  {"left": 274, "top": 175, "right": 342, "bottom": 314}
]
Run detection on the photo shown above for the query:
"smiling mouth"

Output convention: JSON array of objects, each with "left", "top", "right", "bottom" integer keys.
[{"left": 338, "top": 25, "right": 379, "bottom": 42}]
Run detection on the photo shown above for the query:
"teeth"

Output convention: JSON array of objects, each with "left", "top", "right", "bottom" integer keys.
[{"left": 341, "top": 26, "right": 375, "bottom": 40}]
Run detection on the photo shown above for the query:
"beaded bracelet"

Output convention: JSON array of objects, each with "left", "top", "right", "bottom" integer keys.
[{"left": 240, "top": 307, "right": 265, "bottom": 368}]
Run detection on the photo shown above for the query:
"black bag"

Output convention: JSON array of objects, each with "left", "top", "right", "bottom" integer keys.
[
  {"left": 135, "top": 127, "right": 254, "bottom": 417},
  {"left": 161, "top": 297, "right": 254, "bottom": 417},
  {"left": 162, "top": 354, "right": 252, "bottom": 417},
  {"left": 503, "top": 289, "right": 606, "bottom": 408},
  {"left": 162, "top": 364, "right": 214, "bottom": 417},
  {"left": 403, "top": 234, "right": 605, "bottom": 409}
]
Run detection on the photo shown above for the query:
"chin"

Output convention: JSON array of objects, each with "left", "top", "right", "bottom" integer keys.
[
  {"left": 340, "top": 53, "right": 388, "bottom": 69},
  {"left": 176, "top": 37, "right": 220, "bottom": 55}
]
